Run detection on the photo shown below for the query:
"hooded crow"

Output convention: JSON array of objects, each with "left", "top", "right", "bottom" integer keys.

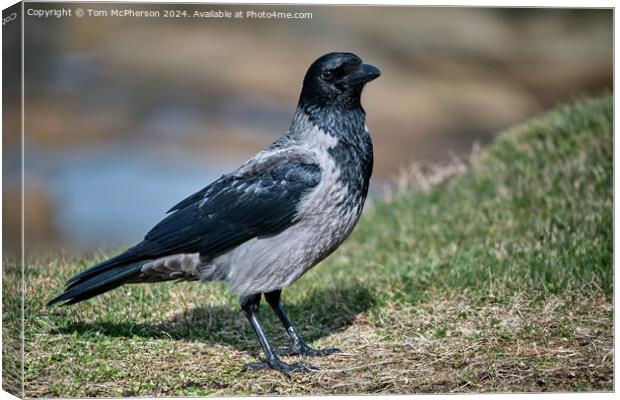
[{"left": 48, "top": 52, "right": 381, "bottom": 374}]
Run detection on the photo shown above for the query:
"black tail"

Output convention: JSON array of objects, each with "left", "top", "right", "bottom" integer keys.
[{"left": 47, "top": 260, "right": 144, "bottom": 306}]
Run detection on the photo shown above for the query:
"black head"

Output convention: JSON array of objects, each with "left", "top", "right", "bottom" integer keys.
[{"left": 298, "top": 52, "right": 381, "bottom": 110}]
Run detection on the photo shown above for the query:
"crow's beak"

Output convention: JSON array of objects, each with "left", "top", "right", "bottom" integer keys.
[{"left": 342, "top": 63, "right": 381, "bottom": 87}]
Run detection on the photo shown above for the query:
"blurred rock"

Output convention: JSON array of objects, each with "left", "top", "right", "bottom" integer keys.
[{"left": 3, "top": 184, "right": 59, "bottom": 252}]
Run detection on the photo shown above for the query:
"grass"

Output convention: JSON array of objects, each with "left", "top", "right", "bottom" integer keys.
[{"left": 3, "top": 95, "right": 613, "bottom": 397}]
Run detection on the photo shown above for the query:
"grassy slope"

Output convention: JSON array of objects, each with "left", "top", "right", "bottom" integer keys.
[{"left": 11, "top": 96, "right": 612, "bottom": 396}]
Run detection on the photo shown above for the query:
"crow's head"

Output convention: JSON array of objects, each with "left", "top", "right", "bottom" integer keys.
[{"left": 299, "top": 52, "right": 380, "bottom": 110}]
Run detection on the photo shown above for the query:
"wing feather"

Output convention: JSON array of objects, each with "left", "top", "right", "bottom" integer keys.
[
  {"left": 144, "top": 152, "right": 320, "bottom": 256},
  {"left": 127, "top": 150, "right": 320, "bottom": 260}
]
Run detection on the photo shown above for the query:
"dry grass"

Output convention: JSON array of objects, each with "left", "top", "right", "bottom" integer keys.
[{"left": 23, "top": 288, "right": 612, "bottom": 397}]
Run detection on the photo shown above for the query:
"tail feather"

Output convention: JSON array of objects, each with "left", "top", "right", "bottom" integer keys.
[
  {"left": 47, "top": 262, "right": 143, "bottom": 306},
  {"left": 65, "top": 243, "right": 148, "bottom": 287}
]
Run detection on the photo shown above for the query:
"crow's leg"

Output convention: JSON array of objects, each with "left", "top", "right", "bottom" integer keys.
[
  {"left": 265, "top": 290, "right": 341, "bottom": 357},
  {"left": 240, "top": 293, "right": 317, "bottom": 375}
]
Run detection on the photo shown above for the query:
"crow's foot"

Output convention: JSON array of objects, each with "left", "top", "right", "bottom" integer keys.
[
  {"left": 243, "top": 358, "right": 318, "bottom": 375},
  {"left": 275, "top": 342, "right": 341, "bottom": 357}
]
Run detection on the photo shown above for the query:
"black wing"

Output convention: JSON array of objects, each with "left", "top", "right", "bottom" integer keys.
[
  {"left": 66, "top": 151, "right": 321, "bottom": 286},
  {"left": 142, "top": 157, "right": 321, "bottom": 257}
]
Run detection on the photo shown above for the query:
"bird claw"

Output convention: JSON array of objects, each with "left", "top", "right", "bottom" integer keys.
[
  {"left": 275, "top": 344, "right": 341, "bottom": 357},
  {"left": 243, "top": 358, "right": 319, "bottom": 375}
]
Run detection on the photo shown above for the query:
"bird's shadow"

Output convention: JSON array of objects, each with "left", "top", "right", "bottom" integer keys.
[{"left": 52, "top": 282, "right": 374, "bottom": 353}]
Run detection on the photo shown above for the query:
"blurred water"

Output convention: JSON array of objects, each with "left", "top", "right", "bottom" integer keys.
[{"left": 25, "top": 143, "right": 238, "bottom": 250}]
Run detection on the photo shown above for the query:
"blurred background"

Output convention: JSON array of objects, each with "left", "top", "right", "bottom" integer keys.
[{"left": 3, "top": 5, "right": 612, "bottom": 253}]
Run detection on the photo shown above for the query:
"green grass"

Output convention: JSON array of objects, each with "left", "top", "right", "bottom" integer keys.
[{"left": 4, "top": 95, "right": 613, "bottom": 396}]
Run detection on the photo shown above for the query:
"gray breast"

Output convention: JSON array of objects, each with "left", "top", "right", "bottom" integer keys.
[{"left": 197, "top": 124, "right": 371, "bottom": 296}]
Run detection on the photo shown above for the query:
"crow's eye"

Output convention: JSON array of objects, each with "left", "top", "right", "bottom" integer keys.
[{"left": 321, "top": 70, "right": 333, "bottom": 80}]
